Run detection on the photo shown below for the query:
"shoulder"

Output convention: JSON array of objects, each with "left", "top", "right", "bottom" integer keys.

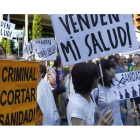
[{"left": 116, "top": 66, "right": 126, "bottom": 73}]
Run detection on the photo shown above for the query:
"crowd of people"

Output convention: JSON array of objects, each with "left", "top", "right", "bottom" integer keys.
[{"left": 0, "top": 43, "right": 140, "bottom": 126}]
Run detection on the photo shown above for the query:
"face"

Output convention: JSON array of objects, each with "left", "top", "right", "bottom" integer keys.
[
  {"left": 68, "top": 65, "right": 74, "bottom": 72},
  {"left": 115, "top": 55, "right": 120, "bottom": 60},
  {"left": 133, "top": 55, "right": 140, "bottom": 65},
  {"left": 0, "top": 46, "right": 6, "bottom": 59},
  {"left": 120, "top": 56, "right": 126, "bottom": 65},
  {"left": 105, "top": 67, "right": 116, "bottom": 79}
]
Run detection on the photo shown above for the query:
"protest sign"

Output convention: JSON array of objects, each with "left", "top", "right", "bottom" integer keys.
[
  {"left": 26, "top": 40, "right": 34, "bottom": 57},
  {"left": 113, "top": 70, "right": 140, "bottom": 100},
  {"left": 51, "top": 14, "right": 139, "bottom": 66},
  {"left": 33, "top": 38, "right": 57, "bottom": 60},
  {"left": 0, "top": 20, "right": 15, "bottom": 40},
  {"left": 0, "top": 60, "right": 39, "bottom": 125}
]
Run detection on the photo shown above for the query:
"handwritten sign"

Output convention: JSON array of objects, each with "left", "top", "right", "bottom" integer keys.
[
  {"left": 33, "top": 38, "right": 57, "bottom": 60},
  {"left": 51, "top": 14, "right": 138, "bottom": 66},
  {"left": 0, "top": 20, "right": 15, "bottom": 40}
]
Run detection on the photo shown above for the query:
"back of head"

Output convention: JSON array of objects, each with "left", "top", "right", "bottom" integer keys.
[
  {"left": 72, "top": 62, "right": 99, "bottom": 95},
  {"left": 39, "top": 65, "right": 46, "bottom": 78}
]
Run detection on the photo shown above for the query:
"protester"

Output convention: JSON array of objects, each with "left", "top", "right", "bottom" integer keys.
[
  {"left": 39, "top": 60, "right": 57, "bottom": 97},
  {"left": 91, "top": 59, "right": 139, "bottom": 125},
  {"left": 127, "top": 55, "right": 133, "bottom": 64},
  {"left": 53, "top": 55, "right": 67, "bottom": 122},
  {"left": 35, "top": 65, "right": 60, "bottom": 125},
  {"left": 0, "top": 44, "right": 6, "bottom": 59},
  {"left": 129, "top": 54, "right": 140, "bottom": 125},
  {"left": 59, "top": 65, "right": 74, "bottom": 106},
  {"left": 118, "top": 55, "right": 132, "bottom": 71},
  {"left": 115, "top": 54, "right": 120, "bottom": 64},
  {"left": 108, "top": 55, "right": 127, "bottom": 124},
  {"left": 67, "top": 62, "right": 114, "bottom": 125},
  {"left": 7, "top": 54, "right": 18, "bottom": 60}
]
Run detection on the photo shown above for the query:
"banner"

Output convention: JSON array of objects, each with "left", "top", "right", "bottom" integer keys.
[
  {"left": 0, "top": 20, "right": 15, "bottom": 40},
  {"left": 51, "top": 14, "right": 139, "bottom": 66},
  {"left": 33, "top": 38, "right": 57, "bottom": 60},
  {"left": 114, "top": 70, "right": 140, "bottom": 100},
  {"left": 0, "top": 60, "right": 39, "bottom": 125}
]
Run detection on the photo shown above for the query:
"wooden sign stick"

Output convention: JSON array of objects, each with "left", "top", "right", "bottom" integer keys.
[{"left": 99, "top": 60, "right": 109, "bottom": 110}]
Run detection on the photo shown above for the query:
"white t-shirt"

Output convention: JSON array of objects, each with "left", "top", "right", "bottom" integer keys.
[
  {"left": 67, "top": 93, "right": 96, "bottom": 125},
  {"left": 65, "top": 74, "right": 76, "bottom": 100},
  {"left": 91, "top": 84, "right": 123, "bottom": 125},
  {"left": 37, "top": 79, "right": 60, "bottom": 125}
]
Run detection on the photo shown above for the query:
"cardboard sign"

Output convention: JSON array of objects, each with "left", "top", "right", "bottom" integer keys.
[
  {"left": 113, "top": 70, "right": 140, "bottom": 100},
  {"left": 33, "top": 38, "right": 57, "bottom": 60},
  {"left": 0, "top": 60, "right": 39, "bottom": 125},
  {"left": 51, "top": 14, "right": 138, "bottom": 66},
  {"left": 0, "top": 20, "right": 15, "bottom": 40}
]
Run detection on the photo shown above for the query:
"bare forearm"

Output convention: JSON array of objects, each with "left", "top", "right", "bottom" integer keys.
[
  {"left": 48, "top": 75, "right": 56, "bottom": 85},
  {"left": 120, "top": 106, "right": 127, "bottom": 114}
]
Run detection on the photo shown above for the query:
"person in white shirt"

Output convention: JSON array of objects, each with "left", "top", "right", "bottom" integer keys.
[
  {"left": 91, "top": 59, "right": 139, "bottom": 125},
  {"left": 36, "top": 65, "right": 60, "bottom": 125},
  {"left": 67, "top": 62, "right": 114, "bottom": 125}
]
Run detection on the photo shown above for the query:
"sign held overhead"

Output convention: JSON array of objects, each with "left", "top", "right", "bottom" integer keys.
[{"left": 51, "top": 14, "right": 139, "bottom": 66}]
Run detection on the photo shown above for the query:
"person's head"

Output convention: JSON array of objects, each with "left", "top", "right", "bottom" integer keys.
[
  {"left": 72, "top": 62, "right": 99, "bottom": 95},
  {"left": 38, "top": 65, "right": 46, "bottom": 79},
  {"left": 115, "top": 54, "right": 120, "bottom": 61},
  {"left": 108, "top": 55, "right": 118, "bottom": 67},
  {"left": 129, "top": 55, "right": 132, "bottom": 59},
  {"left": 36, "top": 60, "right": 46, "bottom": 67},
  {"left": 68, "top": 64, "right": 74, "bottom": 73},
  {"left": 7, "top": 54, "right": 18, "bottom": 60},
  {"left": 0, "top": 44, "right": 6, "bottom": 59},
  {"left": 53, "top": 55, "right": 62, "bottom": 68},
  {"left": 133, "top": 54, "right": 140, "bottom": 65},
  {"left": 96, "top": 59, "right": 116, "bottom": 88},
  {"left": 119, "top": 55, "right": 127, "bottom": 65}
]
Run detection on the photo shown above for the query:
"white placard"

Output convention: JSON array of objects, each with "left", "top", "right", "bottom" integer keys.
[
  {"left": 113, "top": 70, "right": 140, "bottom": 100},
  {"left": 0, "top": 20, "right": 15, "bottom": 40},
  {"left": 51, "top": 14, "right": 139, "bottom": 66},
  {"left": 33, "top": 38, "right": 57, "bottom": 60}
]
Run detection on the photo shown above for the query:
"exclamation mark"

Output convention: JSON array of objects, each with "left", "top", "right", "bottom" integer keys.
[{"left": 126, "top": 23, "right": 132, "bottom": 48}]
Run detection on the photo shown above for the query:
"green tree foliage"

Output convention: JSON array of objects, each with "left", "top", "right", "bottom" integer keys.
[
  {"left": 1, "top": 37, "right": 12, "bottom": 56},
  {"left": 32, "top": 14, "right": 42, "bottom": 40}
]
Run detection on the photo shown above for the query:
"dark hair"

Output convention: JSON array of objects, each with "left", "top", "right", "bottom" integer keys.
[
  {"left": 39, "top": 65, "right": 46, "bottom": 78},
  {"left": 72, "top": 62, "right": 99, "bottom": 95},
  {"left": 108, "top": 55, "right": 118, "bottom": 63},
  {"left": 0, "top": 44, "right": 6, "bottom": 56},
  {"left": 134, "top": 54, "right": 140, "bottom": 57},
  {"left": 96, "top": 59, "right": 115, "bottom": 88},
  {"left": 53, "top": 55, "right": 62, "bottom": 68}
]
